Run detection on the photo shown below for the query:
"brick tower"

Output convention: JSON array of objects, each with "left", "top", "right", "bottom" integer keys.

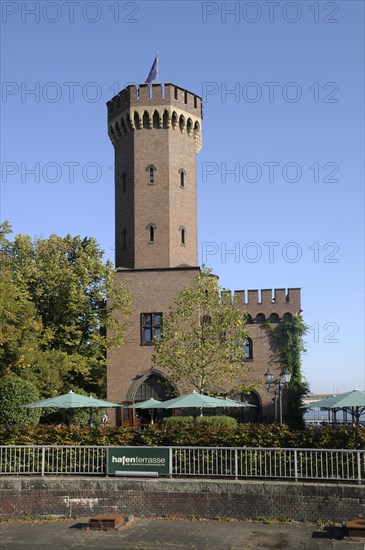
[
  {"left": 107, "top": 83, "right": 202, "bottom": 419},
  {"left": 107, "top": 83, "right": 202, "bottom": 269}
]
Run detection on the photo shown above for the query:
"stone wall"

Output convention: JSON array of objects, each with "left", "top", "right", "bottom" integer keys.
[{"left": 1, "top": 478, "right": 363, "bottom": 521}]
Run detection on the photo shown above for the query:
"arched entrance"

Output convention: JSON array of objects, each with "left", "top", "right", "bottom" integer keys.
[
  {"left": 124, "top": 371, "right": 176, "bottom": 426},
  {"left": 232, "top": 391, "right": 261, "bottom": 423},
  {"left": 134, "top": 373, "right": 175, "bottom": 402}
]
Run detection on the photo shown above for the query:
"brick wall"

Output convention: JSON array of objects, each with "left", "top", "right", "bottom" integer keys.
[{"left": 0, "top": 478, "right": 363, "bottom": 521}]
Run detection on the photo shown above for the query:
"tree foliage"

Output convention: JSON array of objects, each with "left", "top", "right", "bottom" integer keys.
[
  {"left": 0, "top": 376, "right": 41, "bottom": 426},
  {"left": 152, "top": 267, "right": 253, "bottom": 394},
  {"left": 0, "top": 222, "right": 131, "bottom": 397},
  {"left": 265, "top": 315, "right": 309, "bottom": 428}
]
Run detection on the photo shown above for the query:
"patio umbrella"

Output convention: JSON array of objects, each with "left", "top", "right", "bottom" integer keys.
[
  {"left": 147, "top": 391, "right": 254, "bottom": 421},
  {"left": 126, "top": 398, "right": 162, "bottom": 424},
  {"left": 217, "top": 397, "right": 257, "bottom": 408},
  {"left": 23, "top": 390, "right": 122, "bottom": 426}
]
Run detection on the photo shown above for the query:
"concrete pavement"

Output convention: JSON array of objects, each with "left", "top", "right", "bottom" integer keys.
[{"left": 0, "top": 517, "right": 364, "bottom": 549}]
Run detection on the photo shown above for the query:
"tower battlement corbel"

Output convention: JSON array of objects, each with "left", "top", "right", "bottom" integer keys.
[{"left": 107, "top": 83, "right": 202, "bottom": 153}]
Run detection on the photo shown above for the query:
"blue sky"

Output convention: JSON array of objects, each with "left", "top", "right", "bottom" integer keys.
[{"left": 1, "top": 0, "right": 364, "bottom": 394}]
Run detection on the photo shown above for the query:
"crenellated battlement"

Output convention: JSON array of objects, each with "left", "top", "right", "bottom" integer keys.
[
  {"left": 222, "top": 288, "right": 301, "bottom": 322},
  {"left": 107, "top": 83, "right": 202, "bottom": 153}
]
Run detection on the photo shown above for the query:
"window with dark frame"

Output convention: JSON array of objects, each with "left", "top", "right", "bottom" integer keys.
[
  {"left": 141, "top": 313, "right": 163, "bottom": 345},
  {"left": 243, "top": 337, "right": 253, "bottom": 360}
]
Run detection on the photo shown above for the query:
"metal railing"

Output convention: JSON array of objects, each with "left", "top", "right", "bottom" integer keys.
[
  {"left": 0, "top": 446, "right": 106, "bottom": 476},
  {"left": 0, "top": 446, "right": 364, "bottom": 484}
]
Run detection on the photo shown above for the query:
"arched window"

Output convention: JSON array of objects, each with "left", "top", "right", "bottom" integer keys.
[
  {"left": 179, "top": 169, "right": 185, "bottom": 188},
  {"left": 255, "top": 313, "right": 266, "bottom": 324},
  {"left": 187, "top": 118, "right": 193, "bottom": 136},
  {"left": 143, "top": 110, "right": 150, "bottom": 129},
  {"left": 243, "top": 337, "right": 253, "bottom": 360},
  {"left": 163, "top": 110, "right": 169, "bottom": 129},
  {"left": 268, "top": 313, "right": 280, "bottom": 323},
  {"left": 134, "top": 111, "right": 141, "bottom": 130},
  {"left": 171, "top": 111, "right": 178, "bottom": 129},
  {"left": 146, "top": 164, "right": 157, "bottom": 185},
  {"left": 153, "top": 110, "right": 160, "bottom": 129},
  {"left": 134, "top": 373, "right": 173, "bottom": 401},
  {"left": 201, "top": 314, "right": 212, "bottom": 326},
  {"left": 147, "top": 223, "right": 156, "bottom": 243},
  {"left": 193, "top": 121, "right": 200, "bottom": 139},
  {"left": 179, "top": 115, "right": 185, "bottom": 133}
]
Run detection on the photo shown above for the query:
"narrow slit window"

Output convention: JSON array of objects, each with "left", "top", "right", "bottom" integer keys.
[
  {"left": 146, "top": 164, "right": 157, "bottom": 185},
  {"left": 181, "top": 228, "right": 185, "bottom": 245},
  {"left": 180, "top": 170, "right": 185, "bottom": 188},
  {"left": 122, "top": 229, "right": 127, "bottom": 249},
  {"left": 148, "top": 224, "right": 155, "bottom": 243}
]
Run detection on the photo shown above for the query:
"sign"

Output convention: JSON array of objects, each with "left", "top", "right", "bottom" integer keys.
[{"left": 107, "top": 447, "right": 170, "bottom": 476}]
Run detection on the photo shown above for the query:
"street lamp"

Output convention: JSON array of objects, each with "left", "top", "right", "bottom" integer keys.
[{"left": 264, "top": 368, "right": 292, "bottom": 424}]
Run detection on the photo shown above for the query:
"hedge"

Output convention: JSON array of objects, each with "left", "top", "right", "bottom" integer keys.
[
  {"left": 164, "top": 416, "right": 237, "bottom": 428},
  {"left": 0, "top": 423, "right": 364, "bottom": 450}
]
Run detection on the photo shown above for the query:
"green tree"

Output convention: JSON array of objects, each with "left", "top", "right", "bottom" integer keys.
[
  {"left": 0, "top": 376, "right": 41, "bottom": 426},
  {"left": 153, "top": 267, "right": 254, "bottom": 394},
  {"left": 0, "top": 262, "right": 41, "bottom": 377},
  {"left": 265, "top": 315, "right": 309, "bottom": 428},
  {"left": 0, "top": 223, "right": 132, "bottom": 396}
]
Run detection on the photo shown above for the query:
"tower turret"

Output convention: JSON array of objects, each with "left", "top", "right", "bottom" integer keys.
[{"left": 107, "top": 83, "right": 202, "bottom": 269}]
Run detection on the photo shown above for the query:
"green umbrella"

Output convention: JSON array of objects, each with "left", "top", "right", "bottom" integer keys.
[
  {"left": 147, "top": 391, "right": 254, "bottom": 422},
  {"left": 127, "top": 398, "right": 162, "bottom": 409},
  {"left": 218, "top": 397, "right": 257, "bottom": 408},
  {"left": 23, "top": 390, "right": 122, "bottom": 426},
  {"left": 126, "top": 398, "right": 162, "bottom": 424}
]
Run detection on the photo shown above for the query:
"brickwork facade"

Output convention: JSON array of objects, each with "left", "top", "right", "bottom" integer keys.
[{"left": 106, "top": 82, "right": 301, "bottom": 423}]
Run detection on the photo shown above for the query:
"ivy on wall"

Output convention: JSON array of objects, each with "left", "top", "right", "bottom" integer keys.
[{"left": 265, "top": 315, "right": 309, "bottom": 428}]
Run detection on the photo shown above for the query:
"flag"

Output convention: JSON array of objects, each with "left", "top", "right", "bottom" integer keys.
[{"left": 145, "top": 53, "right": 158, "bottom": 84}]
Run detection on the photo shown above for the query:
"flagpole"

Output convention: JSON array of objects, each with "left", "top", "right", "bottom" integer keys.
[{"left": 156, "top": 50, "right": 158, "bottom": 82}]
